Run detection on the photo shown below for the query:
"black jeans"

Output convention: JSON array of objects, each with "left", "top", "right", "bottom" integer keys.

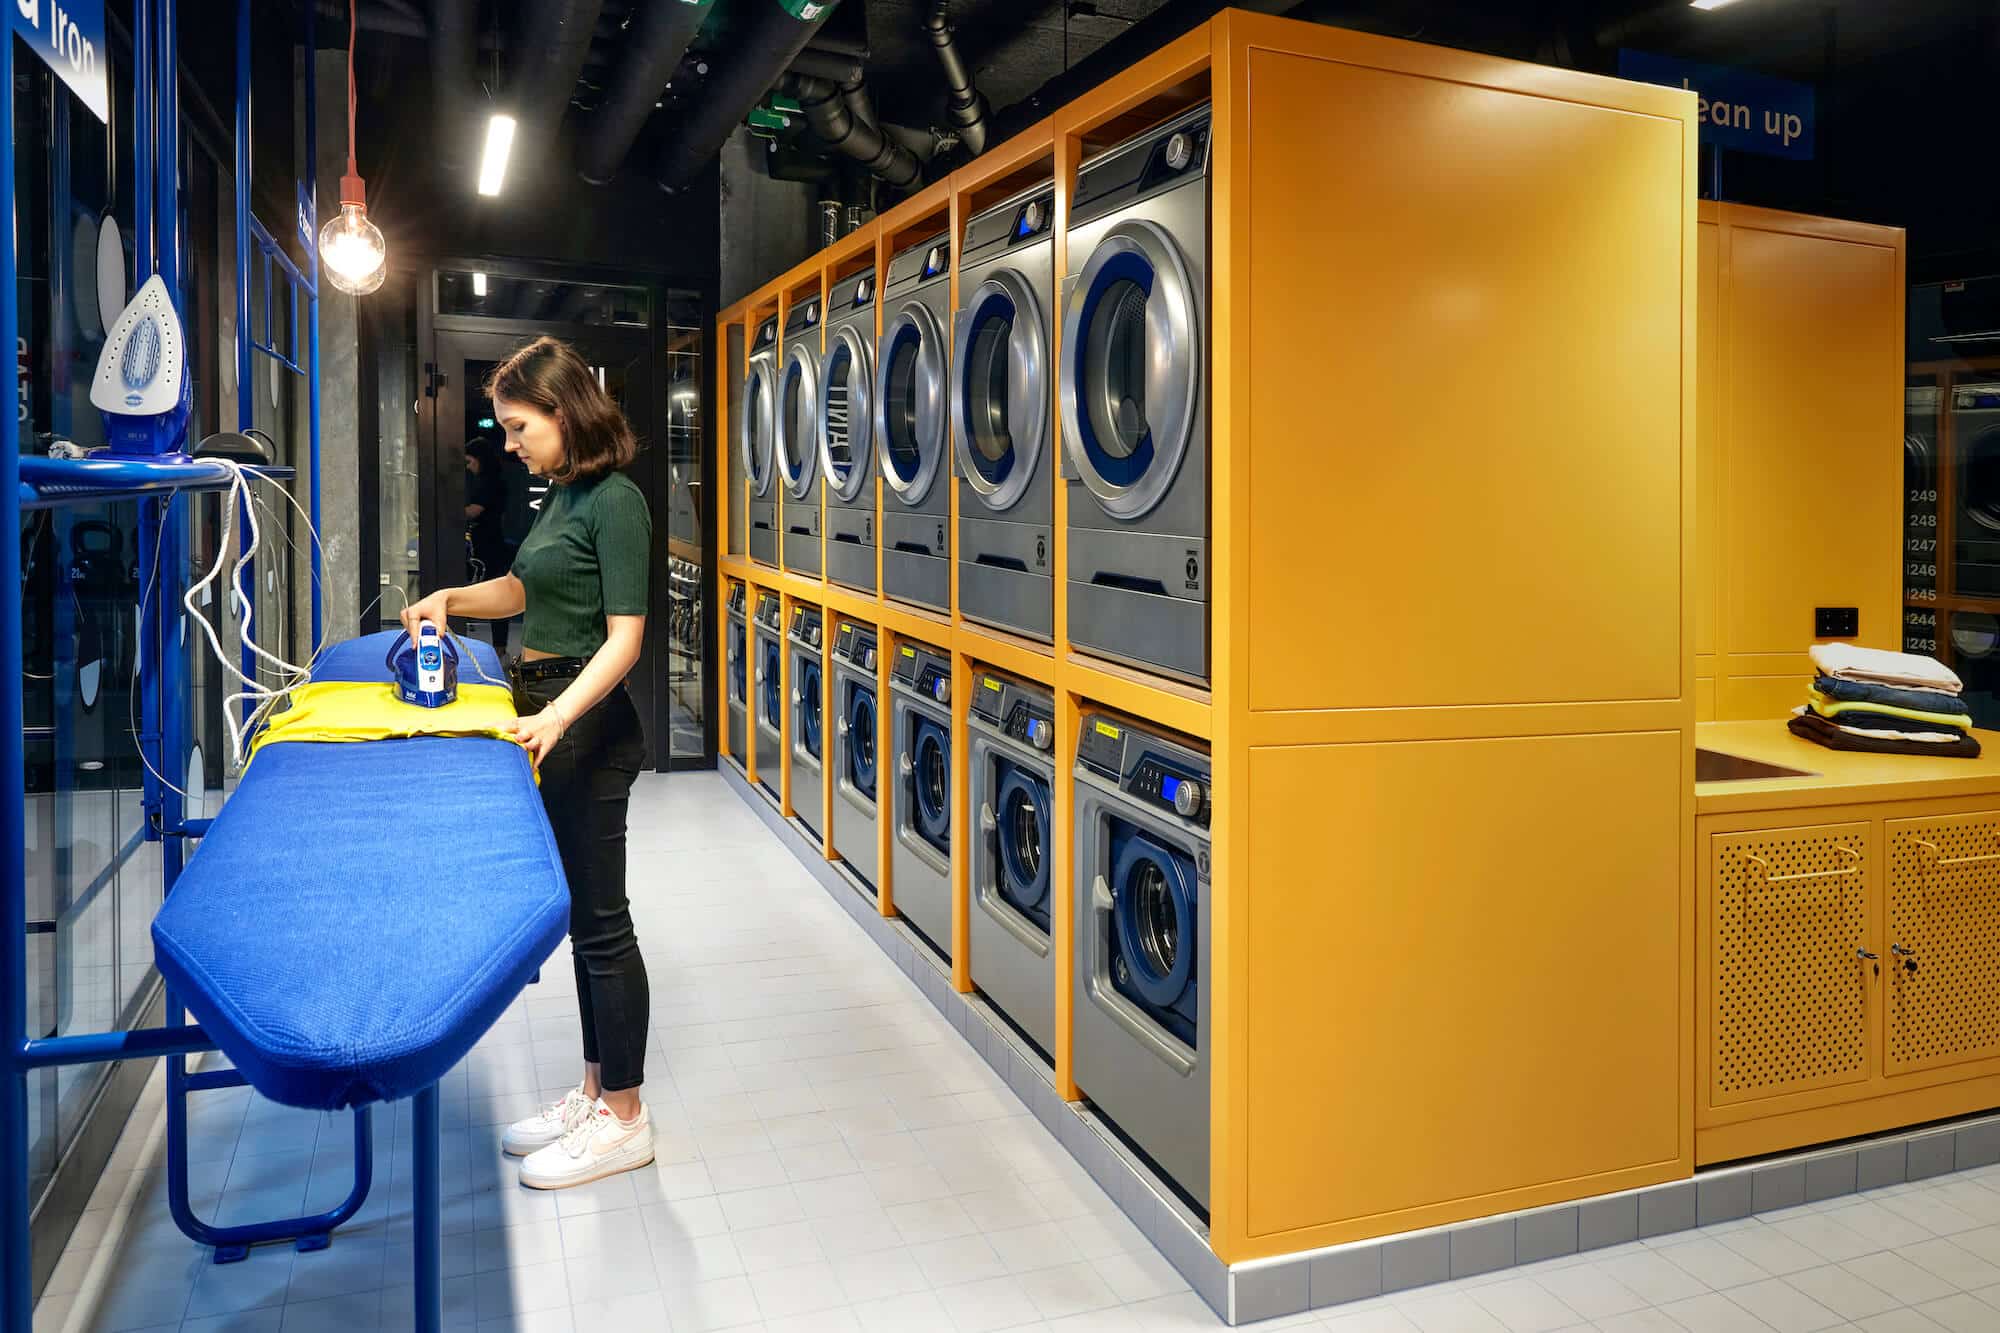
[{"left": 514, "top": 674, "right": 650, "bottom": 1092}]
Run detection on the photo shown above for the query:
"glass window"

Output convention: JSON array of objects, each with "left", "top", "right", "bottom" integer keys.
[{"left": 436, "top": 270, "right": 651, "bottom": 327}]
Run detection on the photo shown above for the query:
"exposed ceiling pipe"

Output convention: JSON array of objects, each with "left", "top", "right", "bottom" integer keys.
[
  {"left": 429, "top": 0, "right": 481, "bottom": 172},
  {"left": 514, "top": 0, "right": 608, "bottom": 177},
  {"left": 789, "top": 48, "right": 866, "bottom": 84},
  {"left": 923, "top": 2, "right": 988, "bottom": 157},
  {"left": 576, "top": 0, "right": 716, "bottom": 186},
  {"left": 654, "top": 0, "right": 843, "bottom": 195},
  {"left": 793, "top": 73, "right": 923, "bottom": 188}
]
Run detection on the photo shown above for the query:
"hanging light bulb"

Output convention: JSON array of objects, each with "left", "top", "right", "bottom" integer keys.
[{"left": 319, "top": 0, "right": 387, "bottom": 295}]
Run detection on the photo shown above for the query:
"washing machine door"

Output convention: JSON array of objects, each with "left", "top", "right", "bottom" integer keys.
[
  {"left": 876, "top": 300, "right": 948, "bottom": 506},
  {"left": 1060, "top": 219, "right": 1200, "bottom": 521},
  {"left": 846, "top": 684, "right": 877, "bottom": 798},
  {"left": 1110, "top": 828, "right": 1197, "bottom": 1032},
  {"left": 778, "top": 345, "right": 820, "bottom": 499},
  {"left": 796, "top": 659, "right": 823, "bottom": 758},
  {"left": 910, "top": 717, "right": 952, "bottom": 852},
  {"left": 819, "top": 323, "right": 875, "bottom": 503},
  {"left": 953, "top": 269, "right": 1048, "bottom": 513},
  {"left": 741, "top": 358, "right": 778, "bottom": 498},
  {"left": 760, "top": 639, "right": 783, "bottom": 725},
  {"left": 994, "top": 764, "right": 1052, "bottom": 925}
]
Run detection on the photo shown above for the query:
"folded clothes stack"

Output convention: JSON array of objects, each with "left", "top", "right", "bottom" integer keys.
[{"left": 1788, "top": 643, "right": 1982, "bottom": 758}]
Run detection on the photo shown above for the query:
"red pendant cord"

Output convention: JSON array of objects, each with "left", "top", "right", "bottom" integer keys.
[{"left": 340, "top": 0, "right": 365, "bottom": 207}]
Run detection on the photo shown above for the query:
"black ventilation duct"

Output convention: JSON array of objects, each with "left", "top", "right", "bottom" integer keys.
[
  {"left": 923, "top": 2, "right": 987, "bottom": 157},
  {"left": 515, "top": 0, "right": 607, "bottom": 178},
  {"left": 429, "top": 0, "right": 480, "bottom": 171},
  {"left": 793, "top": 74, "right": 923, "bottom": 188},
  {"left": 654, "top": 0, "right": 843, "bottom": 195},
  {"left": 577, "top": 0, "right": 717, "bottom": 185}
]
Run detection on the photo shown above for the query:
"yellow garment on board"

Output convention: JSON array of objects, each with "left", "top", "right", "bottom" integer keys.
[
  {"left": 245, "top": 680, "right": 524, "bottom": 770},
  {"left": 1806, "top": 688, "right": 1972, "bottom": 734}
]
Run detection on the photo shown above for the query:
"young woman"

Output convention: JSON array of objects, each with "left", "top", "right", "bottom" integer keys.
[{"left": 401, "top": 336, "right": 655, "bottom": 1190}]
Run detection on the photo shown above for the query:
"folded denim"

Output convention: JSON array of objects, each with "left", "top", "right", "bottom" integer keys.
[{"left": 1811, "top": 675, "right": 1969, "bottom": 718}]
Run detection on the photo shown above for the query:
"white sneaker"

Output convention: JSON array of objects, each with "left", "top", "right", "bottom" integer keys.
[
  {"left": 500, "top": 1087, "right": 593, "bottom": 1157},
  {"left": 519, "top": 1099, "right": 654, "bottom": 1190}
]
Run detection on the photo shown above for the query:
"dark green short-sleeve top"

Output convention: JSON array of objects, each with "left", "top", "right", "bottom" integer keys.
[{"left": 511, "top": 472, "right": 651, "bottom": 658}]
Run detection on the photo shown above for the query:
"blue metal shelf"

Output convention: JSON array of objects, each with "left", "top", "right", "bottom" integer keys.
[{"left": 17, "top": 454, "right": 296, "bottom": 510}]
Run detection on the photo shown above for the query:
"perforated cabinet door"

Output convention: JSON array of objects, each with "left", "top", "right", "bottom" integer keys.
[
  {"left": 1710, "top": 823, "right": 1874, "bottom": 1109},
  {"left": 1886, "top": 812, "right": 2000, "bottom": 1079}
]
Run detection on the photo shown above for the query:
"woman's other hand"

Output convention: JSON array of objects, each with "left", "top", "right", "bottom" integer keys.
[
  {"left": 510, "top": 706, "right": 567, "bottom": 766},
  {"left": 400, "top": 590, "right": 452, "bottom": 647}
]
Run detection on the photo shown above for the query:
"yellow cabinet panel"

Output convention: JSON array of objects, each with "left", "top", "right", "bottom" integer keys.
[
  {"left": 1719, "top": 223, "right": 1901, "bottom": 663},
  {"left": 1243, "top": 731, "right": 1684, "bottom": 1239},
  {"left": 1697, "top": 217, "right": 1721, "bottom": 662},
  {"left": 1243, "top": 49, "right": 1686, "bottom": 713},
  {"left": 1708, "top": 822, "right": 1871, "bottom": 1109},
  {"left": 1887, "top": 812, "right": 2000, "bottom": 1078}
]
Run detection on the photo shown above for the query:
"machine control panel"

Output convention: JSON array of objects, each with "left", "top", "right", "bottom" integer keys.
[
  {"left": 754, "top": 592, "right": 782, "bottom": 629},
  {"left": 1072, "top": 105, "right": 1213, "bottom": 225},
  {"left": 785, "top": 298, "right": 820, "bottom": 336},
  {"left": 885, "top": 232, "right": 950, "bottom": 295},
  {"left": 963, "top": 185, "right": 1057, "bottom": 262},
  {"left": 752, "top": 317, "right": 778, "bottom": 353},
  {"left": 790, "top": 604, "right": 822, "bottom": 647},
  {"left": 892, "top": 642, "right": 951, "bottom": 702},
  {"left": 971, "top": 673, "right": 1056, "bottom": 751},
  {"left": 844, "top": 271, "right": 876, "bottom": 310},
  {"left": 1076, "top": 713, "right": 1211, "bottom": 827},
  {"left": 833, "top": 623, "right": 877, "bottom": 668},
  {"left": 726, "top": 581, "right": 745, "bottom": 615}
]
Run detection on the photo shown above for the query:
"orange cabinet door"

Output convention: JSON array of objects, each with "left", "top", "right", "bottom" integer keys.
[
  {"left": 1885, "top": 812, "right": 2000, "bottom": 1079},
  {"left": 1709, "top": 823, "right": 1873, "bottom": 1111}
]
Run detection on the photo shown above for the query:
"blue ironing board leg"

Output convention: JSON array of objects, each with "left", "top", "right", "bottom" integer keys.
[{"left": 413, "top": 1083, "right": 443, "bottom": 1332}]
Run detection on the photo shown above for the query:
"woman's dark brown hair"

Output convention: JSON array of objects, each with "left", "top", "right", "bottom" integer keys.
[{"left": 483, "top": 336, "right": 638, "bottom": 484}]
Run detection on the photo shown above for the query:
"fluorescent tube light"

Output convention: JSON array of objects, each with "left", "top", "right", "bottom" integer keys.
[
  {"left": 1690, "top": 0, "right": 1744, "bottom": 9},
  {"left": 472, "top": 271, "right": 487, "bottom": 297},
  {"left": 477, "top": 115, "right": 517, "bottom": 197}
]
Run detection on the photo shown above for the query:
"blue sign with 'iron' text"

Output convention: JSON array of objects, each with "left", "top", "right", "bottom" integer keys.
[
  {"left": 11, "top": 0, "right": 108, "bottom": 123},
  {"left": 1619, "top": 49, "right": 1814, "bottom": 160}
]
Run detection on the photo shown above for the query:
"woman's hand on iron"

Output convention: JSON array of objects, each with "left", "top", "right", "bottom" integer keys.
[
  {"left": 400, "top": 591, "right": 451, "bottom": 648},
  {"left": 510, "top": 706, "right": 567, "bottom": 766}
]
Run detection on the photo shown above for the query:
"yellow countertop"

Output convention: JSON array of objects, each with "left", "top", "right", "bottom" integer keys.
[{"left": 1696, "top": 719, "right": 2000, "bottom": 815}]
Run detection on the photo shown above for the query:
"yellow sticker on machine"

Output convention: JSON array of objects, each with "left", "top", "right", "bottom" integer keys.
[
  {"left": 902, "top": 646, "right": 915, "bottom": 657},
  {"left": 1095, "top": 721, "right": 1121, "bottom": 739},
  {"left": 983, "top": 678, "right": 1002, "bottom": 692}
]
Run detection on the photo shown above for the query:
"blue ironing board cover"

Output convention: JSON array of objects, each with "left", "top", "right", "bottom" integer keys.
[
  {"left": 151, "top": 636, "right": 566, "bottom": 1110},
  {"left": 309, "top": 629, "right": 507, "bottom": 687}
]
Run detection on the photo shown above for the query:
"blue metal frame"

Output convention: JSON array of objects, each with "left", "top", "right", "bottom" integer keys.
[{"left": 1, "top": 4, "right": 444, "bottom": 1330}]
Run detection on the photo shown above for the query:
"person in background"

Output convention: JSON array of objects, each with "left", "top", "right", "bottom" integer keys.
[{"left": 402, "top": 336, "right": 655, "bottom": 1190}]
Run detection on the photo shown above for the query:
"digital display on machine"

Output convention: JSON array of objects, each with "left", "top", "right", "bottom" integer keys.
[{"left": 1160, "top": 774, "right": 1180, "bottom": 803}]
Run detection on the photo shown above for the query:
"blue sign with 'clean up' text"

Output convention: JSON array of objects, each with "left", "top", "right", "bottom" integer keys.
[
  {"left": 1619, "top": 49, "right": 1814, "bottom": 160},
  {"left": 11, "top": 0, "right": 108, "bottom": 123}
]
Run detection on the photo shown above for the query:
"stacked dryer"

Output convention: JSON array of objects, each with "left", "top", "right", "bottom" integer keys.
[
  {"left": 789, "top": 602, "right": 824, "bottom": 838},
  {"left": 751, "top": 590, "right": 784, "bottom": 802},
  {"left": 820, "top": 271, "right": 878, "bottom": 593},
  {"left": 1059, "top": 105, "right": 1213, "bottom": 684},
  {"left": 778, "top": 297, "right": 822, "bottom": 575},
  {"left": 830, "top": 620, "right": 880, "bottom": 893},
  {"left": 889, "top": 640, "right": 953, "bottom": 957},
  {"left": 742, "top": 316, "right": 781, "bottom": 566},
  {"left": 967, "top": 669, "right": 1058, "bottom": 1055},
  {"left": 956, "top": 184, "right": 1057, "bottom": 642},
  {"left": 1073, "top": 710, "right": 1212, "bottom": 1209},
  {"left": 724, "top": 581, "right": 747, "bottom": 763},
  {"left": 877, "top": 235, "right": 953, "bottom": 611}
]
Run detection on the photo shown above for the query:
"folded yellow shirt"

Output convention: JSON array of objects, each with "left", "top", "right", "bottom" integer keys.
[
  {"left": 245, "top": 680, "right": 522, "bottom": 769},
  {"left": 1807, "top": 689, "right": 1972, "bottom": 734}
]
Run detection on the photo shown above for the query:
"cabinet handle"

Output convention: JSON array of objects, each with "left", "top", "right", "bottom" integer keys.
[
  {"left": 1912, "top": 840, "right": 2000, "bottom": 871},
  {"left": 1739, "top": 845, "right": 1860, "bottom": 887},
  {"left": 1857, "top": 949, "right": 1880, "bottom": 961}
]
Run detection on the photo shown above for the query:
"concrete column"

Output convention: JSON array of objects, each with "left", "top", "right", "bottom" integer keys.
[{"left": 719, "top": 127, "right": 817, "bottom": 308}]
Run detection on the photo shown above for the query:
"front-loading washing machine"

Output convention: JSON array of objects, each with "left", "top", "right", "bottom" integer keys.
[
  {"left": 1059, "top": 105, "right": 1212, "bottom": 684},
  {"left": 789, "top": 601, "right": 825, "bottom": 838},
  {"left": 888, "top": 639, "right": 954, "bottom": 957},
  {"left": 725, "top": 580, "right": 747, "bottom": 765},
  {"left": 956, "top": 183, "right": 1057, "bottom": 642},
  {"left": 821, "top": 270, "right": 879, "bottom": 593},
  {"left": 743, "top": 316, "right": 781, "bottom": 567},
  {"left": 967, "top": 668, "right": 1057, "bottom": 1056},
  {"left": 779, "top": 297, "right": 823, "bottom": 576},
  {"left": 830, "top": 619, "right": 880, "bottom": 893},
  {"left": 877, "top": 233, "right": 953, "bottom": 612},
  {"left": 752, "top": 590, "right": 785, "bottom": 802},
  {"left": 1073, "top": 709, "right": 1211, "bottom": 1209}
]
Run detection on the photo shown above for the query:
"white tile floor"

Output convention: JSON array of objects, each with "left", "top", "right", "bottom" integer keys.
[{"left": 32, "top": 770, "right": 2000, "bottom": 1332}]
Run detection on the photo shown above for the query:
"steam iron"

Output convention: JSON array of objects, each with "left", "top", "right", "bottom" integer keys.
[
  {"left": 386, "top": 625, "right": 460, "bottom": 709},
  {"left": 90, "top": 274, "right": 193, "bottom": 458}
]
